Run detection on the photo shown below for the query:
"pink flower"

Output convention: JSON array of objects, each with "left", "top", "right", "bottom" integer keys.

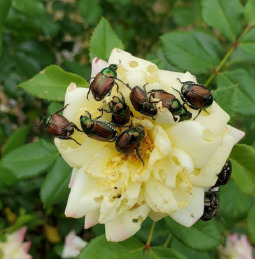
[
  {"left": 0, "top": 227, "right": 31, "bottom": 259},
  {"left": 62, "top": 231, "right": 87, "bottom": 258},
  {"left": 218, "top": 233, "right": 254, "bottom": 259}
]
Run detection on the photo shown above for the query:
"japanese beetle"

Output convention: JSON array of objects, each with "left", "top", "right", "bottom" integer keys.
[
  {"left": 87, "top": 64, "right": 122, "bottom": 101},
  {"left": 213, "top": 160, "right": 232, "bottom": 187},
  {"left": 115, "top": 125, "right": 145, "bottom": 164},
  {"left": 99, "top": 92, "right": 133, "bottom": 126},
  {"left": 80, "top": 111, "right": 117, "bottom": 142},
  {"left": 148, "top": 90, "right": 182, "bottom": 116},
  {"left": 200, "top": 191, "right": 219, "bottom": 221},
  {"left": 42, "top": 104, "right": 82, "bottom": 145},
  {"left": 174, "top": 79, "right": 213, "bottom": 120},
  {"left": 129, "top": 85, "right": 158, "bottom": 118}
]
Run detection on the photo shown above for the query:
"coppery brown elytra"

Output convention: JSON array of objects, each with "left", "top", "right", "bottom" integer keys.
[
  {"left": 173, "top": 79, "right": 213, "bottom": 120},
  {"left": 87, "top": 64, "right": 126, "bottom": 101},
  {"left": 42, "top": 104, "right": 82, "bottom": 145},
  {"left": 115, "top": 124, "right": 145, "bottom": 165},
  {"left": 80, "top": 111, "right": 117, "bottom": 142},
  {"left": 98, "top": 92, "right": 133, "bottom": 126}
]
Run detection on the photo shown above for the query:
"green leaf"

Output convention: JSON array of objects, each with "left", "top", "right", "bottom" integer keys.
[
  {"left": 244, "top": 0, "right": 255, "bottom": 26},
  {"left": 78, "top": 235, "right": 144, "bottom": 259},
  {"left": 237, "top": 27, "right": 255, "bottom": 57},
  {"left": 171, "top": 238, "right": 214, "bottom": 259},
  {"left": 247, "top": 203, "right": 255, "bottom": 245},
  {"left": 12, "top": 0, "right": 45, "bottom": 17},
  {"left": 2, "top": 126, "right": 30, "bottom": 157},
  {"left": 40, "top": 157, "right": 71, "bottom": 207},
  {"left": 219, "top": 179, "right": 253, "bottom": 224},
  {"left": 79, "top": 0, "right": 102, "bottom": 25},
  {"left": 161, "top": 30, "right": 221, "bottom": 74},
  {"left": 89, "top": 17, "right": 124, "bottom": 62},
  {"left": 0, "top": 139, "right": 59, "bottom": 179},
  {"left": 149, "top": 247, "right": 186, "bottom": 259},
  {"left": 48, "top": 102, "right": 63, "bottom": 115},
  {"left": 217, "top": 69, "right": 255, "bottom": 116},
  {"left": 202, "top": 0, "right": 243, "bottom": 41},
  {"left": 165, "top": 217, "right": 221, "bottom": 251},
  {"left": 0, "top": 166, "right": 17, "bottom": 185},
  {"left": 19, "top": 65, "right": 88, "bottom": 101},
  {"left": 0, "top": 0, "right": 12, "bottom": 55},
  {"left": 230, "top": 144, "right": 255, "bottom": 195},
  {"left": 213, "top": 85, "right": 238, "bottom": 117}
]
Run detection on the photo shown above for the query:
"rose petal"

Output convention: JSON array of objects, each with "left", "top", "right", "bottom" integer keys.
[
  {"left": 105, "top": 196, "right": 149, "bottom": 242},
  {"left": 189, "top": 133, "right": 235, "bottom": 187},
  {"left": 170, "top": 187, "right": 204, "bottom": 227},
  {"left": 144, "top": 176, "right": 179, "bottom": 214},
  {"left": 65, "top": 166, "right": 102, "bottom": 218},
  {"left": 166, "top": 121, "right": 222, "bottom": 168},
  {"left": 85, "top": 210, "right": 100, "bottom": 229},
  {"left": 91, "top": 57, "right": 109, "bottom": 78}
]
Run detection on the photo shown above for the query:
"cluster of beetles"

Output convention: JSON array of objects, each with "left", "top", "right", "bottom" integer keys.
[{"left": 42, "top": 63, "right": 232, "bottom": 221}]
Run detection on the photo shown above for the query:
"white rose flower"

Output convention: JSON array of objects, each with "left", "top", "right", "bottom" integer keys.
[
  {"left": 0, "top": 227, "right": 31, "bottom": 259},
  {"left": 218, "top": 233, "right": 254, "bottom": 259},
  {"left": 62, "top": 231, "right": 87, "bottom": 258},
  {"left": 55, "top": 48, "right": 245, "bottom": 242}
]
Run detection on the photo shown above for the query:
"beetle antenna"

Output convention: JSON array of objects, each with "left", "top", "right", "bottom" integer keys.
[
  {"left": 55, "top": 104, "right": 69, "bottom": 114},
  {"left": 172, "top": 87, "right": 181, "bottom": 95},
  {"left": 177, "top": 78, "right": 184, "bottom": 84},
  {"left": 193, "top": 109, "right": 201, "bottom": 120}
]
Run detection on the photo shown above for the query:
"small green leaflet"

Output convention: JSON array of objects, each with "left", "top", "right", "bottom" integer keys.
[
  {"left": 78, "top": 235, "right": 144, "bottom": 259},
  {"left": 0, "top": 139, "right": 59, "bottom": 179},
  {"left": 161, "top": 30, "right": 221, "bottom": 74},
  {"left": 202, "top": 0, "right": 243, "bottom": 42},
  {"left": 244, "top": 0, "right": 255, "bottom": 26},
  {"left": 40, "top": 157, "right": 71, "bottom": 207},
  {"left": 213, "top": 85, "right": 238, "bottom": 118},
  {"left": 19, "top": 65, "right": 88, "bottom": 101},
  {"left": 217, "top": 69, "right": 255, "bottom": 116},
  {"left": 230, "top": 144, "right": 255, "bottom": 195},
  {"left": 165, "top": 217, "right": 221, "bottom": 251},
  {"left": 89, "top": 17, "right": 124, "bottom": 62}
]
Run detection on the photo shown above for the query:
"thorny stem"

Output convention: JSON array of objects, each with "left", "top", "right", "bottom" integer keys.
[
  {"left": 204, "top": 25, "right": 252, "bottom": 87},
  {"left": 163, "top": 233, "right": 172, "bottom": 248}
]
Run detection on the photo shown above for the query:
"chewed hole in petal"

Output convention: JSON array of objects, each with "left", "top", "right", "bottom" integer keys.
[
  {"left": 147, "top": 65, "right": 157, "bottom": 74},
  {"left": 173, "top": 156, "right": 181, "bottom": 166},
  {"left": 158, "top": 169, "right": 167, "bottom": 182},
  {"left": 203, "top": 129, "right": 217, "bottom": 142},
  {"left": 129, "top": 61, "right": 138, "bottom": 68}
]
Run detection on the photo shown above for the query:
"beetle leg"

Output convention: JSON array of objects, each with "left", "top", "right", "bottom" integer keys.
[
  {"left": 95, "top": 109, "right": 104, "bottom": 120},
  {"left": 177, "top": 78, "right": 185, "bottom": 84},
  {"left": 67, "top": 137, "right": 81, "bottom": 145},
  {"left": 115, "top": 82, "right": 120, "bottom": 93},
  {"left": 71, "top": 123, "right": 83, "bottom": 132},
  {"left": 193, "top": 109, "right": 202, "bottom": 120},
  {"left": 119, "top": 91, "right": 125, "bottom": 102},
  {"left": 142, "top": 83, "right": 149, "bottom": 92},
  {"left": 87, "top": 87, "right": 91, "bottom": 100},
  {"left": 97, "top": 108, "right": 111, "bottom": 114},
  {"left": 55, "top": 104, "right": 69, "bottom": 114},
  {"left": 172, "top": 87, "right": 181, "bottom": 95},
  {"left": 84, "top": 111, "right": 92, "bottom": 118},
  {"left": 136, "top": 147, "right": 144, "bottom": 166}
]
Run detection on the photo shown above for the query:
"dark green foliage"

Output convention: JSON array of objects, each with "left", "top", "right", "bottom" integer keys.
[{"left": 0, "top": 0, "right": 255, "bottom": 258}]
